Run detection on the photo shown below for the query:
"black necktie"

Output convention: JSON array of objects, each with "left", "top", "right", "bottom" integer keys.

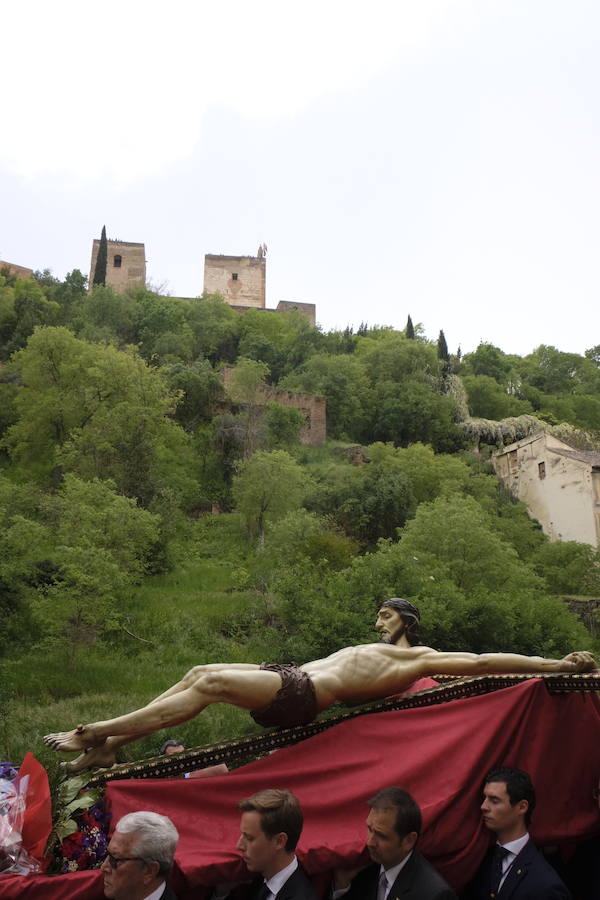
[
  {"left": 256, "top": 881, "right": 271, "bottom": 900},
  {"left": 490, "top": 845, "right": 510, "bottom": 896}
]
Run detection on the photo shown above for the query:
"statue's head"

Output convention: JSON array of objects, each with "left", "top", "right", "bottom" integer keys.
[{"left": 377, "top": 598, "right": 421, "bottom": 646}]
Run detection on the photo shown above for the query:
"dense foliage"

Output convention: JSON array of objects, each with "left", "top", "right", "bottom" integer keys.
[{"left": 1, "top": 269, "right": 599, "bottom": 768}]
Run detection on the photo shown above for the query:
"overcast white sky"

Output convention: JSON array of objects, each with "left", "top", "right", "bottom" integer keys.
[{"left": 2, "top": 0, "right": 599, "bottom": 356}]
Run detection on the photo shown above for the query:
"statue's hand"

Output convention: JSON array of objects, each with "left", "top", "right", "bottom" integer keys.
[{"left": 561, "top": 651, "right": 596, "bottom": 672}]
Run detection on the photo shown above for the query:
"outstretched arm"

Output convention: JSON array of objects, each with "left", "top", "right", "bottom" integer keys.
[{"left": 425, "top": 649, "right": 596, "bottom": 678}]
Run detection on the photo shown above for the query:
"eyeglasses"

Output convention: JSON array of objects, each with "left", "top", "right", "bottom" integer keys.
[{"left": 105, "top": 851, "right": 146, "bottom": 869}]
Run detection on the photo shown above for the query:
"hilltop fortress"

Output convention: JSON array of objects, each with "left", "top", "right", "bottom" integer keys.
[{"left": 88, "top": 237, "right": 316, "bottom": 326}]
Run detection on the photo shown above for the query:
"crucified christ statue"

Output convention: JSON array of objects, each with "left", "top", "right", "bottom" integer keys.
[{"left": 43, "top": 599, "right": 596, "bottom": 773}]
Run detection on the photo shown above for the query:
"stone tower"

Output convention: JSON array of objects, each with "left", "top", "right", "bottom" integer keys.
[
  {"left": 203, "top": 253, "right": 266, "bottom": 309},
  {"left": 89, "top": 238, "right": 146, "bottom": 292}
]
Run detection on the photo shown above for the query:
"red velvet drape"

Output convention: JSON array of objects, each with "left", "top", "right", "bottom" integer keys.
[{"left": 2, "top": 680, "right": 599, "bottom": 899}]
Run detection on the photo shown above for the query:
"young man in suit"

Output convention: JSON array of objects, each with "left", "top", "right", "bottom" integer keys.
[
  {"left": 101, "top": 810, "right": 179, "bottom": 900},
  {"left": 235, "top": 789, "right": 317, "bottom": 900},
  {"left": 334, "top": 786, "right": 457, "bottom": 900},
  {"left": 463, "top": 767, "right": 570, "bottom": 899}
]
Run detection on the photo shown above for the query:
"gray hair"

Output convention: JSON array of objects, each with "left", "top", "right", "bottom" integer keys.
[{"left": 115, "top": 811, "right": 179, "bottom": 875}]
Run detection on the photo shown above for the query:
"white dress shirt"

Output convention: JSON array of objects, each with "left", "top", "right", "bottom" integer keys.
[
  {"left": 142, "top": 882, "right": 168, "bottom": 900},
  {"left": 377, "top": 851, "right": 413, "bottom": 899},
  {"left": 496, "top": 833, "right": 529, "bottom": 890},
  {"left": 262, "top": 856, "right": 299, "bottom": 899}
]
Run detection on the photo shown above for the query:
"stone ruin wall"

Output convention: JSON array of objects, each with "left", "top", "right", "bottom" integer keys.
[
  {"left": 221, "top": 367, "right": 326, "bottom": 445},
  {"left": 274, "top": 389, "right": 326, "bottom": 445}
]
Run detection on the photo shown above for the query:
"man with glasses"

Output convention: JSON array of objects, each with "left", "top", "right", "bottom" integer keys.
[{"left": 101, "top": 811, "right": 179, "bottom": 900}]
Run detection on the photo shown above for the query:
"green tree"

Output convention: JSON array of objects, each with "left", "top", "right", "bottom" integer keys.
[
  {"left": 34, "top": 268, "right": 87, "bottom": 324},
  {"left": 405, "top": 315, "right": 415, "bottom": 339},
  {"left": 372, "top": 377, "right": 464, "bottom": 452},
  {"left": 1, "top": 278, "right": 60, "bottom": 358},
  {"left": 34, "top": 476, "right": 159, "bottom": 661},
  {"left": 281, "top": 353, "right": 370, "bottom": 439},
  {"left": 4, "top": 327, "right": 196, "bottom": 507},
  {"left": 521, "top": 345, "right": 596, "bottom": 395},
  {"left": 462, "top": 374, "right": 533, "bottom": 420},
  {"left": 264, "top": 402, "right": 305, "bottom": 449},
  {"left": 532, "top": 541, "right": 600, "bottom": 595},
  {"left": 437, "top": 329, "right": 449, "bottom": 362},
  {"left": 133, "top": 291, "right": 193, "bottom": 362},
  {"left": 336, "top": 462, "right": 415, "bottom": 545},
  {"left": 185, "top": 294, "right": 240, "bottom": 363},
  {"left": 166, "top": 360, "right": 224, "bottom": 431},
  {"left": 0, "top": 477, "right": 48, "bottom": 655},
  {"left": 463, "top": 343, "right": 511, "bottom": 384},
  {"left": 225, "top": 358, "right": 270, "bottom": 457},
  {"left": 232, "top": 449, "right": 312, "bottom": 547},
  {"left": 315, "top": 493, "right": 591, "bottom": 656},
  {"left": 93, "top": 225, "right": 108, "bottom": 286},
  {"left": 237, "top": 307, "right": 318, "bottom": 382},
  {"left": 75, "top": 284, "right": 140, "bottom": 345},
  {"left": 0, "top": 276, "right": 16, "bottom": 346}
]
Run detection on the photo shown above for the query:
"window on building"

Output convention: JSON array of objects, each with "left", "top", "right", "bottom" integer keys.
[
  {"left": 113, "top": 255, "right": 122, "bottom": 268},
  {"left": 538, "top": 461, "right": 546, "bottom": 480},
  {"left": 232, "top": 272, "right": 238, "bottom": 280}
]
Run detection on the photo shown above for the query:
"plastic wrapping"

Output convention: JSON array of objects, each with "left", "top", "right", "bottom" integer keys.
[{"left": 0, "top": 774, "right": 41, "bottom": 874}]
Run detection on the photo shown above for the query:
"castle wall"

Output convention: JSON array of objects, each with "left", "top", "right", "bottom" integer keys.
[
  {"left": 89, "top": 240, "right": 146, "bottom": 293},
  {"left": 276, "top": 300, "right": 316, "bottom": 327},
  {"left": 0, "top": 260, "right": 34, "bottom": 279},
  {"left": 203, "top": 255, "right": 265, "bottom": 308}
]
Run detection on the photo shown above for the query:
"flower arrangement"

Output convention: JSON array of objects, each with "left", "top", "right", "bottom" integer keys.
[{"left": 58, "top": 799, "right": 110, "bottom": 873}]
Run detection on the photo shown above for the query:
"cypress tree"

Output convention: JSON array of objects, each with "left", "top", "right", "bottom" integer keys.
[
  {"left": 405, "top": 315, "right": 415, "bottom": 340},
  {"left": 93, "top": 225, "right": 108, "bottom": 286},
  {"left": 437, "top": 329, "right": 449, "bottom": 362},
  {"left": 437, "top": 329, "right": 452, "bottom": 376}
]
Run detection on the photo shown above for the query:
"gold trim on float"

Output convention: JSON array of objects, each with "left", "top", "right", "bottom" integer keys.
[{"left": 85, "top": 672, "right": 600, "bottom": 789}]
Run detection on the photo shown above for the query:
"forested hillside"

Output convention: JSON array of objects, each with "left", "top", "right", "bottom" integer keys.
[{"left": 1, "top": 267, "right": 599, "bottom": 769}]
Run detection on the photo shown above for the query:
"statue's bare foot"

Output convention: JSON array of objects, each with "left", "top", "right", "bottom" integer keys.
[
  {"left": 60, "top": 744, "right": 117, "bottom": 774},
  {"left": 43, "top": 724, "right": 105, "bottom": 753},
  {"left": 561, "top": 651, "right": 596, "bottom": 672}
]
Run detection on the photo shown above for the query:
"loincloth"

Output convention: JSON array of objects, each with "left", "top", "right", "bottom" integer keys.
[{"left": 250, "top": 663, "right": 319, "bottom": 728}]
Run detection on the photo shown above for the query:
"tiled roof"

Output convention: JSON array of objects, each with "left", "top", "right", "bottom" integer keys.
[{"left": 550, "top": 447, "right": 600, "bottom": 466}]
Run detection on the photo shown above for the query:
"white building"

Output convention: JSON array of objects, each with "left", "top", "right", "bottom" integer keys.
[{"left": 493, "top": 431, "right": 600, "bottom": 547}]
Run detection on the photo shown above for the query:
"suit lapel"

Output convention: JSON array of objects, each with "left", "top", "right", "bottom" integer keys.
[
  {"left": 275, "top": 868, "right": 295, "bottom": 900},
  {"left": 387, "top": 851, "right": 419, "bottom": 900},
  {"left": 498, "top": 840, "right": 535, "bottom": 899},
  {"left": 274, "top": 865, "right": 304, "bottom": 900}
]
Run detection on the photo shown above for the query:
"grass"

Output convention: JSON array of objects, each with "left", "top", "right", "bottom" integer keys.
[{"left": 3, "top": 515, "right": 281, "bottom": 775}]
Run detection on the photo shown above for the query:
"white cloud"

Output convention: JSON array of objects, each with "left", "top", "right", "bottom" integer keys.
[{"left": 2, "top": 0, "right": 471, "bottom": 182}]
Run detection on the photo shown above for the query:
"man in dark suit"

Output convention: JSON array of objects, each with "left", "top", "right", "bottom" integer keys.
[
  {"left": 100, "top": 810, "right": 179, "bottom": 900},
  {"left": 463, "top": 767, "right": 570, "bottom": 899},
  {"left": 334, "top": 786, "right": 457, "bottom": 900},
  {"left": 235, "top": 789, "right": 317, "bottom": 900}
]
